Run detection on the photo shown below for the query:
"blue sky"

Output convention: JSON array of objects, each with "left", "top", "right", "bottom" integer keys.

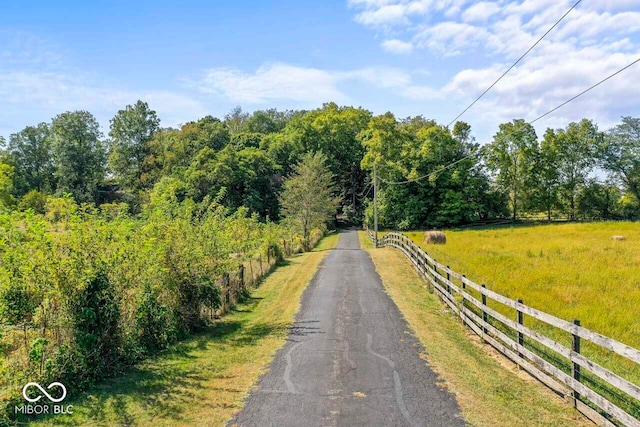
[{"left": 1, "top": 0, "right": 639, "bottom": 143}]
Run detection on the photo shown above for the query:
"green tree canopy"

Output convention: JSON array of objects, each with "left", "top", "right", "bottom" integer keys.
[
  {"left": 279, "top": 152, "right": 339, "bottom": 251},
  {"left": 486, "top": 119, "right": 538, "bottom": 220},
  {"left": 598, "top": 116, "right": 640, "bottom": 204},
  {"left": 7, "top": 123, "right": 55, "bottom": 195},
  {"left": 108, "top": 100, "right": 160, "bottom": 193},
  {"left": 51, "top": 111, "right": 106, "bottom": 203}
]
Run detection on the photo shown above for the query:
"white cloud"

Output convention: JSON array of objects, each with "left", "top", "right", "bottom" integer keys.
[
  {"left": 461, "top": 1, "right": 501, "bottom": 22},
  {"left": 381, "top": 39, "right": 414, "bottom": 54},
  {"left": 348, "top": 0, "right": 640, "bottom": 139},
  {"left": 195, "top": 63, "right": 418, "bottom": 104},
  {"left": 197, "top": 63, "right": 345, "bottom": 104},
  {"left": 414, "top": 22, "right": 489, "bottom": 55}
]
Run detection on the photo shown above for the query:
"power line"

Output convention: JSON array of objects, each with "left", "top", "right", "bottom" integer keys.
[
  {"left": 380, "top": 55, "right": 640, "bottom": 185},
  {"left": 385, "top": 0, "right": 581, "bottom": 175},
  {"left": 446, "top": 0, "right": 582, "bottom": 128}
]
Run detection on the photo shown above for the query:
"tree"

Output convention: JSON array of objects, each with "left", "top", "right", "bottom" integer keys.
[
  {"left": 553, "top": 119, "right": 601, "bottom": 220},
  {"left": 0, "top": 160, "right": 15, "bottom": 208},
  {"left": 108, "top": 100, "right": 160, "bottom": 192},
  {"left": 224, "top": 106, "right": 249, "bottom": 134},
  {"left": 598, "top": 116, "right": 640, "bottom": 204},
  {"left": 7, "top": 123, "right": 55, "bottom": 195},
  {"left": 280, "top": 152, "right": 339, "bottom": 251},
  {"left": 51, "top": 111, "right": 106, "bottom": 203},
  {"left": 486, "top": 119, "right": 537, "bottom": 220},
  {"left": 528, "top": 129, "right": 561, "bottom": 221}
]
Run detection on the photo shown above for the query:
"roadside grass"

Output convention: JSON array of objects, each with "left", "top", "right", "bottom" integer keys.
[
  {"left": 27, "top": 233, "right": 339, "bottom": 427},
  {"left": 359, "top": 231, "right": 590, "bottom": 427}
]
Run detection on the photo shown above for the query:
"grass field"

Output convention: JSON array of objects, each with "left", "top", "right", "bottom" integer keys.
[
  {"left": 359, "top": 231, "right": 590, "bottom": 427},
  {"left": 28, "top": 233, "right": 339, "bottom": 427},
  {"left": 398, "top": 222, "right": 640, "bottom": 420},
  {"left": 404, "top": 222, "right": 640, "bottom": 350}
]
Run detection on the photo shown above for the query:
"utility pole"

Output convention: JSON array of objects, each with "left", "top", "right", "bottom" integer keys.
[{"left": 374, "top": 163, "right": 378, "bottom": 248}]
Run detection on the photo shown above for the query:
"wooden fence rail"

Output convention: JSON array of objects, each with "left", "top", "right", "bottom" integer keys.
[{"left": 366, "top": 228, "right": 640, "bottom": 427}]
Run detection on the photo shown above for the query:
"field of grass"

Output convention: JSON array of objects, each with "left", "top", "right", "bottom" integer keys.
[
  {"left": 398, "top": 222, "right": 640, "bottom": 421},
  {"left": 359, "top": 231, "right": 590, "bottom": 427},
  {"left": 404, "top": 222, "right": 640, "bottom": 350},
  {"left": 27, "top": 233, "right": 339, "bottom": 427}
]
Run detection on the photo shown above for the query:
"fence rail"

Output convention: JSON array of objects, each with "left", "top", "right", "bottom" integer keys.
[{"left": 366, "top": 228, "right": 640, "bottom": 427}]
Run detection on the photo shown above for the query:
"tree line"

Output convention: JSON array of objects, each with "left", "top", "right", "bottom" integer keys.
[{"left": 1, "top": 102, "right": 639, "bottom": 230}]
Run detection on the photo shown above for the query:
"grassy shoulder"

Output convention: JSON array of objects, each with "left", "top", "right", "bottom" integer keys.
[
  {"left": 29, "top": 233, "right": 339, "bottom": 427},
  {"left": 359, "top": 231, "right": 590, "bottom": 427}
]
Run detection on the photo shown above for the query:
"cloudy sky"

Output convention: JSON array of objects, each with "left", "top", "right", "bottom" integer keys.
[{"left": 1, "top": 0, "right": 639, "bottom": 142}]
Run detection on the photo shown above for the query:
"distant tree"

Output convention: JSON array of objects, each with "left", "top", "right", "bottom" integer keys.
[
  {"left": 597, "top": 116, "right": 640, "bottom": 204},
  {"left": 553, "top": 119, "right": 601, "bottom": 220},
  {"left": 486, "top": 119, "right": 537, "bottom": 221},
  {"left": 280, "top": 152, "right": 339, "bottom": 251},
  {"left": 108, "top": 100, "right": 160, "bottom": 192},
  {"left": 18, "top": 189, "right": 48, "bottom": 214},
  {"left": 0, "top": 160, "right": 15, "bottom": 209},
  {"left": 7, "top": 123, "right": 55, "bottom": 195},
  {"left": 528, "top": 129, "right": 561, "bottom": 221},
  {"left": 224, "top": 106, "right": 249, "bottom": 134},
  {"left": 577, "top": 179, "right": 621, "bottom": 220},
  {"left": 51, "top": 111, "right": 106, "bottom": 203},
  {"left": 244, "top": 109, "right": 293, "bottom": 134}
]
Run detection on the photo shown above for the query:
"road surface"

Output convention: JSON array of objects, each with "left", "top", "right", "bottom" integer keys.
[{"left": 230, "top": 230, "right": 464, "bottom": 427}]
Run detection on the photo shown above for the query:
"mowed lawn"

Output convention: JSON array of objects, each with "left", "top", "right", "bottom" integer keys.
[{"left": 405, "top": 222, "right": 640, "bottom": 351}]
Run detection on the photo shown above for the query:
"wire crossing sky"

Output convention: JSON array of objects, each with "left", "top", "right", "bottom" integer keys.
[{"left": 379, "top": 55, "right": 640, "bottom": 185}]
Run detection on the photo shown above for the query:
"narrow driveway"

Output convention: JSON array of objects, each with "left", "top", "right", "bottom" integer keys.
[{"left": 230, "top": 230, "right": 464, "bottom": 427}]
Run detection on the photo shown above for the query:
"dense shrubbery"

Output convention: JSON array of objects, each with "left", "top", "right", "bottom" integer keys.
[{"left": 0, "top": 196, "right": 294, "bottom": 420}]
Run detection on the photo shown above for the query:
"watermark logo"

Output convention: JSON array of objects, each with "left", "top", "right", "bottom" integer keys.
[
  {"left": 22, "top": 382, "right": 67, "bottom": 403},
  {"left": 15, "top": 381, "right": 73, "bottom": 416}
]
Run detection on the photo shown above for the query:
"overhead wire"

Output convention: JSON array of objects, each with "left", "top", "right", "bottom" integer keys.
[
  {"left": 446, "top": 0, "right": 583, "bottom": 128},
  {"left": 379, "top": 0, "right": 582, "bottom": 175},
  {"left": 379, "top": 56, "right": 640, "bottom": 185}
]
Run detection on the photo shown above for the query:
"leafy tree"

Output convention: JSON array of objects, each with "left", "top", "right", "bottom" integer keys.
[
  {"left": 598, "top": 116, "right": 640, "bottom": 204},
  {"left": 108, "top": 100, "right": 160, "bottom": 193},
  {"left": 0, "top": 161, "right": 15, "bottom": 209},
  {"left": 553, "top": 119, "right": 601, "bottom": 220},
  {"left": 18, "top": 190, "right": 47, "bottom": 214},
  {"left": 528, "top": 129, "right": 561, "bottom": 221},
  {"left": 7, "top": 123, "right": 55, "bottom": 195},
  {"left": 51, "top": 111, "right": 106, "bottom": 203},
  {"left": 145, "top": 116, "right": 230, "bottom": 180},
  {"left": 577, "top": 179, "right": 621, "bottom": 220},
  {"left": 244, "top": 109, "right": 294, "bottom": 134},
  {"left": 280, "top": 152, "right": 339, "bottom": 251},
  {"left": 224, "top": 106, "right": 249, "bottom": 134},
  {"left": 486, "top": 119, "right": 537, "bottom": 220}
]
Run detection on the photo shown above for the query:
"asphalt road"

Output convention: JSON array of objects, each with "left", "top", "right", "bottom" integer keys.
[{"left": 230, "top": 230, "right": 464, "bottom": 427}]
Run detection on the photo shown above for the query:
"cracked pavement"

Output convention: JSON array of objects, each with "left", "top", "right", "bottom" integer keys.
[{"left": 229, "top": 230, "right": 464, "bottom": 427}]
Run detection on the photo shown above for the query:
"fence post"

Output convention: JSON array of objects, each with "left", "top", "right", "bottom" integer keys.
[
  {"left": 481, "top": 284, "right": 488, "bottom": 335},
  {"left": 572, "top": 319, "right": 581, "bottom": 406},
  {"left": 462, "top": 274, "right": 466, "bottom": 290},
  {"left": 517, "top": 298, "right": 524, "bottom": 358},
  {"left": 238, "top": 265, "right": 245, "bottom": 290},
  {"left": 446, "top": 266, "right": 451, "bottom": 295},
  {"left": 249, "top": 259, "right": 254, "bottom": 286},
  {"left": 259, "top": 254, "right": 263, "bottom": 277},
  {"left": 223, "top": 272, "right": 231, "bottom": 306}
]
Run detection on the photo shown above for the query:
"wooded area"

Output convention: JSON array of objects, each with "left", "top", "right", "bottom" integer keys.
[{"left": 1, "top": 102, "right": 639, "bottom": 230}]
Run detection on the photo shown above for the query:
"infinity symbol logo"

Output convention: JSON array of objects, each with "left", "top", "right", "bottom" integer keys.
[{"left": 22, "top": 382, "right": 67, "bottom": 403}]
